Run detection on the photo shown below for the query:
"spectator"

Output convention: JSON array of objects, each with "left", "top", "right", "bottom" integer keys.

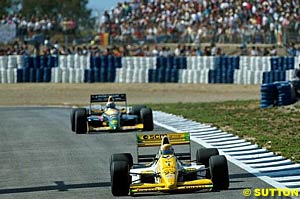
[
  {"left": 97, "top": 0, "right": 299, "bottom": 45},
  {"left": 270, "top": 46, "right": 277, "bottom": 56},
  {"left": 250, "top": 46, "right": 258, "bottom": 56}
]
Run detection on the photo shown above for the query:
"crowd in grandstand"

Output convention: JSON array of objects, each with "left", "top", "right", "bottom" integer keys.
[
  {"left": 100, "top": 0, "right": 300, "bottom": 45},
  {"left": 2, "top": 39, "right": 300, "bottom": 58},
  {"left": 0, "top": 13, "right": 76, "bottom": 41},
  {"left": 1, "top": 0, "right": 300, "bottom": 57}
]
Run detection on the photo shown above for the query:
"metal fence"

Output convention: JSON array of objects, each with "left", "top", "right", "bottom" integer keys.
[{"left": 107, "top": 28, "right": 300, "bottom": 47}]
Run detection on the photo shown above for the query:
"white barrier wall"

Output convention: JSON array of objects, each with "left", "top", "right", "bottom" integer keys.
[
  {"left": 187, "top": 56, "right": 214, "bottom": 70},
  {"left": 116, "top": 57, "right": 156, "bottom": 83},
  {"left": 0, "top": 55, "right": 22, "bottom": 83},
  {"left": 234, "top": 57, "right": 271, "bottom": 84}
]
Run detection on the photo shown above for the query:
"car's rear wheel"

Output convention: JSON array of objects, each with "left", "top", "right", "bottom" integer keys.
[
  {"left": 132, "top": 105, "right": 147, "bottom": 115},
  {"left": 111, "top": 161, "right": 130, "bottom": 196},
  {"left": 141, "top": 108, "right": 153, "bottom": 131},
  {"left": 196, "top": 148, "right": 219, "bottom": 167},
  {"left": 132, "top": 105, "right": 147, "bottom": 122},
  {"left": 75, "top": 109, "right": 87, "bottom": 134},
  {"left": 71, "top": 108, "right": 86, "bottom": 132},
  {"left": 110, "top": 153, "right": 133, "bottom": 168},
  {"left": 209, "top": 155, "right": 229, "bottom": 190}
]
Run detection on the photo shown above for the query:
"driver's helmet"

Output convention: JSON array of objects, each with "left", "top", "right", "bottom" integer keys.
[
  {"left": 106, "top": 96, "right": 116, "bottom": 109},
  {"left": 161, "top": 144, "right": 174, "bottom": 155}
]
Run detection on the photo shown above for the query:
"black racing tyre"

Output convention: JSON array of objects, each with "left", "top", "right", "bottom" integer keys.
[
  {"left": 209, "top": 155, "right": 229, "bottom": 190},
  {"left": 71, "top": 108, "right": 86, "bottom": 132},
  {"left": 75, "top": 109, "right": 87, "bottom": 134},
  {"left": 196, "top": 148, "right": 219, "bottom": 167},
  {"left": 132, "top": 105, "right": 147, "bottom": 122},
  {"left": 110, "top": 153, "right": 133, "bottom": 168},
  {"left": 140, "top": 108, "right": 153, "bottom": 131},
  {"left": 132, "top": 105, "right": 147, "bottom": 115},
  {"left": 111, "top": 161, "right": 130, "bottom": 196}
]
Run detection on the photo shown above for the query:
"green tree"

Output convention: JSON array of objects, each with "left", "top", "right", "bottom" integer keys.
[{"left": 0, "top": 0, "right": 13, "bottom": 16}]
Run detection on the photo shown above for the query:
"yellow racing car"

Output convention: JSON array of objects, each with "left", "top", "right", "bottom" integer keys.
[{"left": 110, "top": 132, "right": 229, "bottom": 196}]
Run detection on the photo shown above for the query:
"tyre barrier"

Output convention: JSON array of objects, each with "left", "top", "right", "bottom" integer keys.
[
  {"left": 148, "top": 68, "right": 179, "bottom": 83},
  {"left": 16, "top": 68, "right": 52, "bottom": 83},
  {"left": 240, "top": 56, "right": 271, "bottom": 71},
  {"left": 156, "top": 56, "right": 187, "bottom": 69},
  {"left": 260, "top": 83, "right": 278, "bottom": 108},
  {"left": 187, "top": 56, "right": 215, "bottom": 70},
  {"left": 260, "top": 81, "right": 294, "bottom": 108},
  {"left": 271, "top": 57, "right": 295, "bottom": 71},
  {"left": 262, "top": 71, "right": 286, "bottom": 84},
  {"left": 84, "top": 67, "right": 116, "bottom": 83},
  {"left": 275, "top": 82, "right": 294, "bottom": 106},
  {"left": 213, "top": 56, "right": 240, "bottom": 71},
  {"left": 0, "top": 55, "right": 299, "bottom": 84},
  {"left": 209, "top": 69, "right": 234, "bottom": 84}
]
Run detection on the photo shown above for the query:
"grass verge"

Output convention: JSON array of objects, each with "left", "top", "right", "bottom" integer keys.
[{"left": 149, "top": 100, "right": 300, "bottom": 163}]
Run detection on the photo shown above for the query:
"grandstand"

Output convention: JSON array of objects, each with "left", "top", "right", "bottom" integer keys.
[
  {"left": 0, "top": 0, "right": 299, "bottom": 56},
  {"left": 99, "top": 0, "right": 300, "bottom": 47},
  {"left": 0, "top": 0, "right": 300, "bottom": 86}
]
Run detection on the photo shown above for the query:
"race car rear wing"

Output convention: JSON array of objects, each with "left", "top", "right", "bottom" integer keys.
[
  {"left": 136, "top": 132, "right": 190, "bottom": 147},
  {"left": 89, "top": 93, "right": 127, "bottom": 113},
  {"left": 90, "top": 93, "right": 127, "bottom": 103},
  {"left": 136, "top": 132, "right": 191, "bottom": 163}
]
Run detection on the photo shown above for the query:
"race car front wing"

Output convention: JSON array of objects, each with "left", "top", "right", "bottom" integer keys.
[{"left": 130, "top": 179, "right": 213, "bottom": 194}]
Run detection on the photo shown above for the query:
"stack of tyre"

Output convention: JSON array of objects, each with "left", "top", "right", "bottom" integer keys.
[
  {"left": 260, "top": 81, "right": 294, "bottom": 108},
  {"left": 85, "top": 55, "right": 120, "bottom": 83},
  {"left": 208, "top": 56, "right": 239, "bottom": 84},
  {"left": 17, "top": 55, "right": 57, "bottom": 82},
  {"left": 276, "top": 82, "right": 294, "bottom": 106},
  {"left": 148, "top": 56, "right": 187, "bottom": 83},
  {"left": 260, "top": 83, "right": 278, "bottom": 108}
]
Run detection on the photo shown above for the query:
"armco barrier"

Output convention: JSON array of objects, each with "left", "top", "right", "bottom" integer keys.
[{"left": 0, "top": 55, "right": 299, "bottom": 84}]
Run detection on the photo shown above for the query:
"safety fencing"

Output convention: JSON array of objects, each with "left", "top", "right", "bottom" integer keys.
[{"left": 0, "top": 55, "right": 299, "bottom": 84}]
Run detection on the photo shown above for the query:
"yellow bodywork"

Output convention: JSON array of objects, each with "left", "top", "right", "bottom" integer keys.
[
  {"left": 104, "top": 108, "right": 119, "bottom": 115},
  {"left": 130, "top": 154, "right": 213, "bottom": 194},
  {"left": 89, "top": 124, "right": 143, "bottom": 131}
]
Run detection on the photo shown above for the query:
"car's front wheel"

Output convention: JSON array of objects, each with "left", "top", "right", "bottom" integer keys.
[
  {"left": 141, "top": 108, "right": 153, "bottom": 131},
  {"left": 71, "top": 108, "right": 86, "bottom": 132},
  {"left": 75, "top": 109, "right": 87, "bottom": 134},
  {"left": 209, "top": 155, "right": 229, "bottom": 190},
  {"left": 110, "top": 161, "right": 130, "bottom": 196},
  {"left": 110, "top": 153, "right": 133, "bottom": 168}
]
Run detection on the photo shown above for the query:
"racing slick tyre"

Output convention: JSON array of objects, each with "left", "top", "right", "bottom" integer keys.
[
  {"left": 71, "top": 108, "right": 86, "bottom": 132},
  {"left": 140, "top": 108, "right": 153, "bottom": 131},
  {"left": 111, "top": 161, "right": 130, "bottom": 196},
  {"left": 75, "top": 109, "right": 87, "bottom": 134},
  {"left": 196, "top": 148, "right": 219, "bottom": 167},
  {"left": 132, "top": 105, "right": 147, "bottom": 122},
  {"left": 110, "top": 153, "right": 133, "bottom": 168},
  {"left": 209, "top": 155, "right": 229, "bottom": 190}
]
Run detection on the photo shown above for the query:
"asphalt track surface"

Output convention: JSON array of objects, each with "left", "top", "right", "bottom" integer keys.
[{"left": 0, "top": 107, "right": 276, "bottom": 199}]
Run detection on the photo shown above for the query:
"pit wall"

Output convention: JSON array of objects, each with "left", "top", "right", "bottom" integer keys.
[{"left": 0, "top": 55, "right": 299, "bottom": 84}]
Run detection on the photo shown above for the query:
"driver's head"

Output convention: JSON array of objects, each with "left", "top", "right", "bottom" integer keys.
[
  {"left": 161, "top": 144, "right": 174, "bottom": 155},
  {"left": 106, "top": 96, "right": 115, "bottom": 109}
]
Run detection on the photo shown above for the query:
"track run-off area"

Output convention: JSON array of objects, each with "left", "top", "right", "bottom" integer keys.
[{"left": 0, "top": 107, "right": 299, "bottom": 199}]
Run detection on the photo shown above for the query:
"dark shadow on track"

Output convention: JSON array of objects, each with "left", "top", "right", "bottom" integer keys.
[
  {"left": 229, "top": 173, "right": 255, "bottom": 179},
  {"left": 0, "top": 181, "right": 110, "bottom": 194}
]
